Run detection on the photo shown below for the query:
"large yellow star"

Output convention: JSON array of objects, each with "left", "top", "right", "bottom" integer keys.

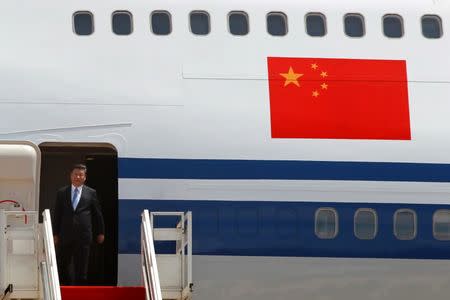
[{"left": 280, "top": 67, "right": 303, "bottom": 87}]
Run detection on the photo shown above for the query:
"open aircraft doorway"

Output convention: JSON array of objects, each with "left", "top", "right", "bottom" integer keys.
[{"left": 38, "top": 142, "right": 118, "bottom": 286}]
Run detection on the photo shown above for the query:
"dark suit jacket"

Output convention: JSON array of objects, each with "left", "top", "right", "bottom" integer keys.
[{"left": 53, "top": 185, "right": 105, "bottom": 245}]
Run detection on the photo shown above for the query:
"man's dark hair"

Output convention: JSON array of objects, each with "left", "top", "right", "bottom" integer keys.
[{"left": 71, "top": 163, "right": 87, "bottom": 173}]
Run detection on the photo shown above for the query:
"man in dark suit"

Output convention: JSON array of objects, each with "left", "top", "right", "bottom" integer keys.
[{"left": 52, "top": 164, "right": 105, "bottom": 285}]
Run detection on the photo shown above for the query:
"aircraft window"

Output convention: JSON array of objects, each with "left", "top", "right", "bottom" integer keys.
[
  {"left": 315, "top": 208, "right": 338, "bottom": 239},
  {"left": 112, "top": 11, "right": 133, "bottom": 35},
  {"left": 73, "top": 11, "right": 94, "bottom": 36},
  {"left": 267, "top": 12, "right": 288, "bottom": 36},
  {"left": 306, "top": 13, "right": 326, "bottom": 37},
  {"left": 190, "top": 11, "right": 210, "bottom": 35},
  {"left": 151, "top": 11, "right": 172, "bottom": 35},
  {"left": 383, "top": 14, "right": 403, "bottom": 38},
  {"left": 344, "top": 14, "right": 364, "bottom": 37},
  {"left": 433, "top": 210, "right": 450, "bottom": 240},
  {"left": 354, "top": 209, "right": 377, "bottom": 240},
  {"left": 394, "top": 209, "right": 417, "bottom": 240},
  {"left": 229, "top": 11, "right": 249, "bottom": 36},
  {"left": 422, "top": 15, "right": 442, "bottom": 38}
]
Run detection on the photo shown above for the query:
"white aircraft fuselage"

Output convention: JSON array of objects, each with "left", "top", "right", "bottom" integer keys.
[{"left": 1, "top": 0, "right": 450, "bottom": 299}]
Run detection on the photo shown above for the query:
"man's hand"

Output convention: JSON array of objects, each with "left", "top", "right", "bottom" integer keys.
[
  {"left": 96, "top": 234, "right": 105, "bottom": 244},
  {"left": 53, "top": 235, "right": 59, "bottom": 246}
]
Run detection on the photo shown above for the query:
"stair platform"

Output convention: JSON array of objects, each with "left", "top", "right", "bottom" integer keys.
[{"left": 60, "top": 286, "right": 145, "bottom": 300}]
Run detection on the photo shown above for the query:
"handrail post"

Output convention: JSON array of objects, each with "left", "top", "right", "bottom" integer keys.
[
  {"left": 186, "top": 211, "right": 193, "bottom": 291},
  {"left": 143, "top": 210, "right": 193, "bottom": 300},
  {"left": 141, "top": 210, "right": 163, "bottom": 300},
  {"left": 42, "top": 209, "right": 61, "bottom": 300},
  {"left": 40, "top": 262, "right": 50, "bottom": 300}
]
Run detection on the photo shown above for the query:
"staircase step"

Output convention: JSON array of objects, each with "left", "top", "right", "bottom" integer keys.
[{"left": 61, "top": 286, "right": 145, "bottom": 300}]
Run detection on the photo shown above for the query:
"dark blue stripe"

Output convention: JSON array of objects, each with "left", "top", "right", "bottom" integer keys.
[
  {"left": 119, "top": 199, "right": 450, "bottom": 259},
  {"left": 118, "top": 158, "right": 450, "bottom": 182}
]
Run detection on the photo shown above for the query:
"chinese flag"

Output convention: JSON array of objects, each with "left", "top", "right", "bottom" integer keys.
[{"left": 267, "top": 57, "right": 411, "bottom": 140}]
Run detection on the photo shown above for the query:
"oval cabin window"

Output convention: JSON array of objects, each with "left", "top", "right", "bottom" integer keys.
[
  {"left": 229, "top": 11, "right": 249, "bottom": 36},
  {"left": 433, "top": 210, "right": 450, "bottom": 240},
  {"left": 73, "top": 11, "right": 94, "bottom": 36},
  {"left": 422, "top": 15, "right": 443, "bottom": 38},
  {"left": 383, "top": 14, "right": 404, "bottom": 38},
  {"left": 344, "top": 14, "right": 364, "bottom": 37},
  {"left": 267, "top": 12, "right": 288, "bottom": 36},
  {"left": 306, "top": 13, "right": 326, "bottom": 37},
  {"left": 354, "top": 209, "right": 377, "bottom": 240},
  {"left": 112, "top": 11, "right": 133, "bottom": 35},
  {"left": 151, "top": 11, "right": 172, "bottom": 35},
  {"left": 394, "top": 209, "right": 417, "bottom": 240},
  {"left": 190, "top": 11, "right": 210, "bottom": 35},
  {"left": 315, "top": 208, "right": 338, "bottom": 239}
]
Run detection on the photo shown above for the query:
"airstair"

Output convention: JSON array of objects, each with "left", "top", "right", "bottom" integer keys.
[
  {"left": 49, "top": 210, "right": 193, "bottom": 300},
  {"left": 141, "top": 210, "right": 193, "bottom": 300},
  {"left": 0, "top": 142, "right": 193, "bottom": 300},
  {"left": 0, "top": 142, "right": 60, "bottom": 300}
]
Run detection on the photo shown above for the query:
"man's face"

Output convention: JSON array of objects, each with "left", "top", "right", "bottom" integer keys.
[{"left": 70, "top": 168, "right": 86, "bottom": 187}]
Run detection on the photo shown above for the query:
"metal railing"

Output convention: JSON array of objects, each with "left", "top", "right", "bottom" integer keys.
[
  {"left": 0, "top": 284, "right": 13, "bottom": 300},
  {"left": 41, "top": 209, "right": 61, "bottom": 300},
  {"left": 1, "top": 210, "right": 40, "bottom": 299},
  {"left": 149, "top": 211, "right": 192, "bottom": 300},
  {"left": 141, "top": 210, "right": 163, "bottom": 300}
]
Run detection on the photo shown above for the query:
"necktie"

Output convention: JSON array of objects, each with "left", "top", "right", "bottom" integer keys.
[{"left": 72, "top": 188, "right": 79, "bottom": 210}]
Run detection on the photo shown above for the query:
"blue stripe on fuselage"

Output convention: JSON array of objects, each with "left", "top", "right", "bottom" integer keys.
[
  {"left": 119, "top": 199, "right": 450, "bottom": 259},
  {"left": 119, "top": 158, "right": 450, "bottom": 182}
]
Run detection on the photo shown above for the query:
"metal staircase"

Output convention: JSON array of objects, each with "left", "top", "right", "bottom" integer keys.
[
  {"left": 141, "top": 210, "right": 193, "bottom": 300},
  {"left": 0, "top": 209, "right": 40, "bottom": 300},
  {"left": 0, "top": 142, "right": 193, "bottom": 300},
  {"left": 0, "top": 208, "right": 60, "bottom": 300}
]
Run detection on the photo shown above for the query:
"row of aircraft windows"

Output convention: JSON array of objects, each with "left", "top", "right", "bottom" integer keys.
[
  {"left": 316, "top": 208, "right": 450, "bottom": 240},
  {"left": 73, "top": 10, "right": 443, "bottom": 39}
]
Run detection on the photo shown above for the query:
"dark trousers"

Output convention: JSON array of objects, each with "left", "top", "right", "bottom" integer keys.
[{"left": 58, "top": 242, "right": 90, "bottom": 285}]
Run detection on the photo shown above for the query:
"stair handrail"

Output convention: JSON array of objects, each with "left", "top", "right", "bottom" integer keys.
[
  {"left": 42, "top": 209, "right": 61, "bottom": 300},
  {"left": 183, "top": 211, "right": 193, "bottom": 298},
  {"left": 141, "top": 210, "right": 163, "bottom": 300},
  {"left": 40, "top": 261, "right": 50, "bottom": 300}
]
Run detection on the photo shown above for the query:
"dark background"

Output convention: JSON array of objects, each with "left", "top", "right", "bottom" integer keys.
[{"left": 39, "top": 143, "right": 118, "bottom": 285}]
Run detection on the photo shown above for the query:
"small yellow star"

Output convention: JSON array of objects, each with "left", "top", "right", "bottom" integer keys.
[
  {"left": 311, "top": 63, "right": 318, "bottom": 70},
  {"left": 280, "top": 67, "right": 304, "bottom": 87},
  {"left": 321, "top": 83, "right": 328, "bottom": 90},
  {"left": 312, "top": 90, "right": 320, "bottom": 97},
  {"left": 320, "top": 71, "right": 328, "bottom": 78}
]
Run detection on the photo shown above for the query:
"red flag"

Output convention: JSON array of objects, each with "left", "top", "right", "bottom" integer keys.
[{"left": 267, "top": 57, "right": 411, "bottom": 140}]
